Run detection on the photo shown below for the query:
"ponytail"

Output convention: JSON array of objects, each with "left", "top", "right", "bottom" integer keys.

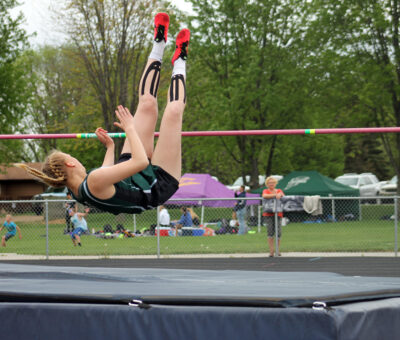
[{"left": 15, "top": 150, "right": 68, "bottom": 188}]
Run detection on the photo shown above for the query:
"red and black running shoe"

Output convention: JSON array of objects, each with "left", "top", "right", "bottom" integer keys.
[
  {"left": 171, "top": 29, "right": 190, "bottom": 65},
  {"left": 154, "top": 12, "right": 169, "bottom": 42}
]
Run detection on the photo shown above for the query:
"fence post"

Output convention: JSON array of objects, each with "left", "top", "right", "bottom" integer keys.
[
  {"left": 133, "top": 214, "right": 137, "bottom": 233},
  {"left": 200, "top": 204, "right": 205, "bottom": 226},
  {"left": 359, "top": 197, "right": 362, "bottom": 221},
  {"left": 156, "top": 206, "right": 160, "bottom": 259},
  {"left": 395, "top": 197, "right": 398, "bottom": 257},
  {"left": 45, "top": 200, "right": 49, "bottom": 260},
  {"left": 274, "top": 199, "right": 279, "bottom": 256},
  {"left": 330, "top": 194, "right": 336, "bottom": 221},
  {"left": 258, "top": 205, "right": 261, "bottom": 233}
]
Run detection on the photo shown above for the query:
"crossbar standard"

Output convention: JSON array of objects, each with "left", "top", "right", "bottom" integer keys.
[{"left": 1, "top": 127, "right": 400, "bottom": 139}]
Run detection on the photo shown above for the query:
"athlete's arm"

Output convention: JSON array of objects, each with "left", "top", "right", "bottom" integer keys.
[
  {"left": 95, "top": 128, "right": 115, "bottom": 167},
  {"left": 87, "top": 106, "right": 149, "bottom": 198}
]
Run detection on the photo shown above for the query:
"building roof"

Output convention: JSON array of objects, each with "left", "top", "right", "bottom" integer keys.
[{"left": 0, "top": 163, "right": 42, "bottom": 180}]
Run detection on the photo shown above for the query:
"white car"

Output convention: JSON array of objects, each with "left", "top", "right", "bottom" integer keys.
[
  {"left": 379, "top": 176, "right": 397, "bottom": 196},
  {"left": 32, "top": 187, "right": 69, "bottom": 215},
  {"left": 227, "top": 175, "right": 283, "bottom": 191},
  {"left": 334, "top": 173, "right": 384, "bottom": 197}
]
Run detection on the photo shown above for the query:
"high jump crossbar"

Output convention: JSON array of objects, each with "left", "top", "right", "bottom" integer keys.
[{"left": 0, "top": 127, "right": 400, "bottom": 139}]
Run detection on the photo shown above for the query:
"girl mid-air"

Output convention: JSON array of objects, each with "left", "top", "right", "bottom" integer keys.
[{"left": 18, "top": 13, "right": 190, "bottom": 215}]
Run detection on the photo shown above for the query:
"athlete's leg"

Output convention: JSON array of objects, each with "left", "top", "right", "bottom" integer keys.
[
  {"left": 121, "top": 13, "right": 169, "bottom": 158},
  {"left": 152, "top": 29, "right": 190, "bottom": 180}
]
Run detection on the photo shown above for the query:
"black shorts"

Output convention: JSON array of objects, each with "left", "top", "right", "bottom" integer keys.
[{"left": 118, "top": 153, "right": 179, "bottom": 207}]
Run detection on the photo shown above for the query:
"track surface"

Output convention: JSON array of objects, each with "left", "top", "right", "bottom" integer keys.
[{"left": 2, "top": 257, "right": 400, "bottom": 277}]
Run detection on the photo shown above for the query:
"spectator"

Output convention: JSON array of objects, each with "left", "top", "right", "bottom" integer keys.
[
  {"left": 262, "top": 176, "right": 285, "bottom": 257},
  {"left": 65, "top": 193, "right": 76, "bottom": 233},
  {"left": 159, "top": 205, "right": 171, "bottom": 227},
  {"left": 234, "top": 185, "right": 247, "bottom": 234},
  {"left": 0, "top": 214, "right": 22, "bottom": 247},
  {"left": 172, "top": 206, "right": 193, "bottom": 236},
  {"left": 187, "top": 207, "right": 200, "bottom": 225},
  {"left": 70, "top": 208, "right": 90, "bottom": 246},
  {"left": 230, "top": 211, "right": 239, "bottom": 229}
]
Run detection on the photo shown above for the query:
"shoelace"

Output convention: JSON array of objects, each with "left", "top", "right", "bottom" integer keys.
[{"left": 155, "top": 25, "right": 165, "bottom": 42}]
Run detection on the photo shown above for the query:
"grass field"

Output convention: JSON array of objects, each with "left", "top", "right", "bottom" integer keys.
[{"left": 0, "top": 217, "right": 397, "bottom": 256}]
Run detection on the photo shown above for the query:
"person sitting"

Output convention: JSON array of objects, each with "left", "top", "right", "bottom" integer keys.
[
  {"left": 187, "top": 207, "right": 200, "bottom": 225},
  {"left": 172, "top": 206, "right": 192, "bottom": 236},
  {"left": 159, "top": 205, "right": 171, "bottom": 227}
]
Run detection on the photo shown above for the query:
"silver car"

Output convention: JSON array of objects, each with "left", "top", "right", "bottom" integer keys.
[
  {"left": 335, "top": 173, "right": 383, "bottom": 197},
  {"left": 379, "top": 176, "right": 397, "bottom": 196}
]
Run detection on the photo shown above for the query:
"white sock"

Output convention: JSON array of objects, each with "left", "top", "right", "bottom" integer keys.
[
  {"left": 149, "top": 40, "right": 166, "bottom": 62},
  {"left": 172, "top": 58, "right": 186, "bottom": 78}
]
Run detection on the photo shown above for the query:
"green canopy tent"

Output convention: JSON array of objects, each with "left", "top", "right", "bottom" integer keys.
[{"left": 252, "top": 171, "right": 360, "bottom": 221}]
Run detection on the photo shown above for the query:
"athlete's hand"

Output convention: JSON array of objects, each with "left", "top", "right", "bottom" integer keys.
[
  {"left": 95, "top": 127, "right": 114, "bottom": 148},
  {"left": 114, "top": 105, "right": 135, "bottom": 132}
]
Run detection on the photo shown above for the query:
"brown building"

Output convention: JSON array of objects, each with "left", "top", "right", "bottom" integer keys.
[{"left": 0, "top": 163, "right": 46, "bottom": 200}]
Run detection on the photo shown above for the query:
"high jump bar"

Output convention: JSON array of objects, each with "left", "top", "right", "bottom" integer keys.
[{"left": 1, "top": 127, "right": 400, "bottom": 139}]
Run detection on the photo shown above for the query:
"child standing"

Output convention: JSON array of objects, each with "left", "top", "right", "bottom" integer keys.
[
  {"left": 0, "top": 214, "right": 22, "bottom": 247},
  {"left": 70, "top": 208, "right": 90, "bottom": 246}
]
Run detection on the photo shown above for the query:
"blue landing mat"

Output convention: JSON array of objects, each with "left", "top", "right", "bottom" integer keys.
[{"left": 1, "top": 263, "right": 400, "bottom": 340}]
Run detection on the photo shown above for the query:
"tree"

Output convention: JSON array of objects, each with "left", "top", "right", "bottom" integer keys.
[
  {"left": 307, "top": 0, "right": 400, "bottom": 184},
  {"left": 0, "top": 0, "right": 32, "bottom": 163},
  {"left": 59, "top": 0, "right": 181, "bottom": 155},
  {"left": 26, "top": 45, "right": 105, "bottom": 168},
  {"left": 184, "top": 0, "right": 343, "bottom": 186}
]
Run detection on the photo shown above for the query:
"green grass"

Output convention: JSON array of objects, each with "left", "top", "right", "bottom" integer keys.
[{"left": 0, "top": 218, "right": 397, "bottom": 256}]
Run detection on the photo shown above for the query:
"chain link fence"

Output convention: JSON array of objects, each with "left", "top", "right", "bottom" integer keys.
[{"left": 0, "top": 196, "right": 398, "bottom": 257}]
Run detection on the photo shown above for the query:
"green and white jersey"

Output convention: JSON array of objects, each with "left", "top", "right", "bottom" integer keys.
[{"left": 72, "top": 164, "right": 161, "bottom": 215}]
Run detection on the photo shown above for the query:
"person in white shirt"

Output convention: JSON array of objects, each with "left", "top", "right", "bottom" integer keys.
[{"left": 159, "top": 205, "right": 170, "bottom": 227}]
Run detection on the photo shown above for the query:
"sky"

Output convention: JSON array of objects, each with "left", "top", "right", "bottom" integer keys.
[{"left": 11, "top": 0, "right": 193, "bottom": 46}]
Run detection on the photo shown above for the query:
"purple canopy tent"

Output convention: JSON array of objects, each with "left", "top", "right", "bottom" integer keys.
[{"left": 167, "top": 174, "right": 260, "bottom": 207}]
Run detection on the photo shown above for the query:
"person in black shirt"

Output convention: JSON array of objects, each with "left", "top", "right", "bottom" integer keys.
[{"left": 65, "top": 193, "right": 76, "bottom": 233}]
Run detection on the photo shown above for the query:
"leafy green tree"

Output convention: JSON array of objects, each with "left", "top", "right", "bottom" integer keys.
[
  {"left": 0, "top": 0, "right": 32, "bottom": 163},
  {"left": 184, "top": 0, "right": 344, "bottom": 186},
  {"left": 306, "top": 0, "right": 399, "bottom": 182},
  {"left": 58, "top": 0, "right": 182, "bottom": 155},
  {"left": 26, "top": 45, "right": 105, "bottom": 168}
]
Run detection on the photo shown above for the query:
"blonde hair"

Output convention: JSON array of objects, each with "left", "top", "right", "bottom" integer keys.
[
  {"left": 15, "top": 150, "right": 68, "bottom": 188},
  {"left": 265, "top": 176, "right": 278, "bottom": 185}
]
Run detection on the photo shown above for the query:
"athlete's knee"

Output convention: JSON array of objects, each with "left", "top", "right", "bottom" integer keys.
[
  {"left": 138, "top": 95, "right": 157, "bottom": 112},
  {"left": 163, "top": 105, "right": 184, "bottom": 123}
]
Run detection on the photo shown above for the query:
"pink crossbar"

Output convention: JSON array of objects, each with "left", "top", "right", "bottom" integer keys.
[{"left": 0, "top": 127, "right": 400, "bottom": 139}]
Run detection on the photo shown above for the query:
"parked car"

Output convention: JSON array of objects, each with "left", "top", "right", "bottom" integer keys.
[
  {"left": 379, "top": 176, "right": 397, "bottom": 196},
  {"left": 227, "top": 175, "right": 283, "bottom": 191},
  {"left": 334, "top": 173, "right": 384, "bottom": 197},
  {"left": 32, "top": 187, "right": 69, "bottom": 215}
]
